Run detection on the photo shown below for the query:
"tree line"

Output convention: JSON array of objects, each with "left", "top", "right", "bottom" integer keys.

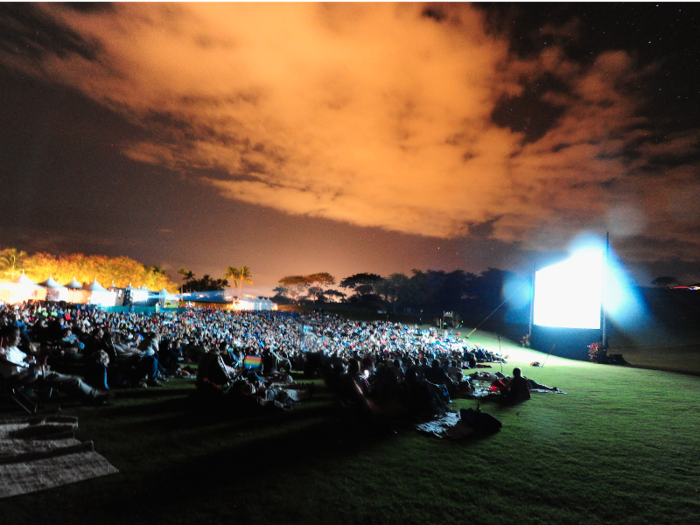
[
  {"left": 0, "top": 247, "right": 178, "bottom": 292},
  {"left": 0, "top": 247, "right": 258, "bottom": 298},
  {"left": 177, "top": 265, "right": 253, "bottom": 297},
  {"left": 274, "top": 268, "right": 520, "bottom": 324}
]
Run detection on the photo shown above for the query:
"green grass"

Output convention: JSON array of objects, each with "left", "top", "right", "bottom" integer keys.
[{"left": 2, "top": 334, "right": 700, "bottom": 525}]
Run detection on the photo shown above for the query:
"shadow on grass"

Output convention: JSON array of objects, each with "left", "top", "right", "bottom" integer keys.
[
  {"left": 99, "top": 411, "right": 404, "bottom": 520},
  {"left": 1, "top": 380, "right": 507, "bottom": 525}
]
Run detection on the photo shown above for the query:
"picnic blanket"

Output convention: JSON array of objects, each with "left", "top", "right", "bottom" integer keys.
[
  {"left": 465, "top": 381, "right": 568, "bottom": 398},
  {"left": 0, "top": 415, "right": 119, "bottom": 499},
  {"left": 415, "top": 412, "right": 475, "bottom": 439}
]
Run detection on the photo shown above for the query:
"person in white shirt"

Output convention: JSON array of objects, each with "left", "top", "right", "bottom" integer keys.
[{"left": 0, "top": 325, "right": 111, "bottom": 406}]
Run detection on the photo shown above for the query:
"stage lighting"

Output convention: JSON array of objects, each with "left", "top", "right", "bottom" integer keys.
[{"left": 533, "top": 250, "right": 603, "bottom": 329}]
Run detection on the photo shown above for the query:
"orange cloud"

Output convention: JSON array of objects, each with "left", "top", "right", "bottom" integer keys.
[{"left": 4, "top": 3, "right": 700, "bottom": 262}]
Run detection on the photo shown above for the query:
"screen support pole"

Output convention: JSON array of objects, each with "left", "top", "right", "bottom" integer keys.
[
  {"left": 528, "top": 261, "right": 535, "bottom": 339},
  {"left": 601, "top": 231, "right": 609, "bottom": 354}
]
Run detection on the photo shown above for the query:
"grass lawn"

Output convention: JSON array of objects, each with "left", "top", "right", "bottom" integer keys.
[{"left": 2, "top": 331, "right": 700, "bottom": 525}]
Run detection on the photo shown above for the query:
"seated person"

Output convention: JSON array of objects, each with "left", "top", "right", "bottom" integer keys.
[
  {"left": 0, "top": 325, "right": 111, "bottom": 405},
  {"left": 492, "top": 367, "right": 531, "bottom": 402},
  {"left": 56, "top": 328, "right": 85, "bottom": 362},
  {"left": 424, "top": 359, "right": 456, "bottom": 398},
  {"left": 446, "top": 360, "right": 464, "bottom": 383},
  {"left": 85, "top": 349, "right": 111, "bottom": 390},
  {"left": 196, "top": 350, "right": 240, "bottom": 387}
]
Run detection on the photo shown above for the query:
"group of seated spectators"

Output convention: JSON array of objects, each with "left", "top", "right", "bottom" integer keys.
[{"left": 0, "top": 301, "right": 512, "bottom": 416}]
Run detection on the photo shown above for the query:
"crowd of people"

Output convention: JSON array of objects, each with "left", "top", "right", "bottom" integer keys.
[{"left": 1, "top": 301, "right": 520, "bottom": 419}]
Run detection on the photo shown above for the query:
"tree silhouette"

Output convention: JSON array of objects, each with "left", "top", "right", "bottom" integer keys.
[
  {"left": 339, "top": 273, "right": 383, "bottom": 297},
  {"left": 237, "top": 265, "right": 253, "bottom": 298},
  {"left": 188, "top": 274, "right": 228, "bottom": 292},
  {"left": 278, "top": 275, "right": 311, "bottom": 303},
  {"left": 224, "top": 266, "right": 241, "bottom": 297},
  {"left": 651, "top": 276, "right": 679, "bottom": 287},
  {"left": 224, "top": 266, "right": 253, "bottom": 298},
  {"left": 178, "top": 267, "right": 194, "bottom": 293}
]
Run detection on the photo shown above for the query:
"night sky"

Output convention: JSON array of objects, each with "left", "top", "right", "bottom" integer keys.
[{"left": 1, "top": 3, "right": 700, "bottom": 295}]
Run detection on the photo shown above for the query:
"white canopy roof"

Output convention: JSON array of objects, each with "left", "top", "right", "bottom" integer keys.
[
  {"left": 14, "top": 272, "right": 39, "bottom": 286},
  {"left": 65, "top": 277, "right": 83, "bottom": 289},
  {"left": 83, "top": 279, "right": 108, "bottom": 292},
  {"left": 39, "top": 275, "right": 67, "bottom": 289}
]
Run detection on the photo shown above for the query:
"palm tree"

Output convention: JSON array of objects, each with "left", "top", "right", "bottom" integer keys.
[
  {"left": 223, "top": 266, "right": 253, "bottom": 299},
  {"left": 238, "top": 265, "right": 253, "bottom": 299},
  {"left": 150, "top": 265, "right": 167, "bottom": 276},
  {"left": 0, "top": 248, "right": 28, "bottom": 279},
  {"left": 178, "top": 267, "right": 194, "bottom": 294},
  {"left": 223, "top": 266, "right": 241, "bottom": 297}
]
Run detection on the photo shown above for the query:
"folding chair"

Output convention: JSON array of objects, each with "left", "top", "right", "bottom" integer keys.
[
  {"left": 0, "top": 352, "right": 52, "bottom": 414},
  {"left": 0, "top": 375, "right": 38, "bottom": 414}
]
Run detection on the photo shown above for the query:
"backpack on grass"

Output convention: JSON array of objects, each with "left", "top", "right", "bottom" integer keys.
[{"left": 459, "top": 407, "right": 502, "bottom": 434}]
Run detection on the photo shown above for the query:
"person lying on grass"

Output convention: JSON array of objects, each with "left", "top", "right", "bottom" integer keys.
[{"left": 468, "top": 370, "right": 559, "bottom": 393}]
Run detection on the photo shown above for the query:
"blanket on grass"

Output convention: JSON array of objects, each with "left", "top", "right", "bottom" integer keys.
[
  {"left": 0, "top": 415, "right": 119, "bottom": 499},
  {"left": 464, "top": 383, "right": 568, "bottom": 398},
  {"left": 415, "top": 408, "right": 505, "bottom": 439},
  {"left": 415, "top": 411, "right": 474, "bottom": 439}
]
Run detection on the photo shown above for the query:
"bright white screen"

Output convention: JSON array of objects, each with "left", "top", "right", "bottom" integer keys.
[{"left": 533, "top": 251, "right": 602, "bottom": 329}]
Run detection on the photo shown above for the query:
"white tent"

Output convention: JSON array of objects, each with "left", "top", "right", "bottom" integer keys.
[
  {"left": 82, "top": 278, "right": 117, "bottom": 306},
  {"left": 158, "top": 287, "right": 180, "bottom": 308},
  {"left": 38, "top": 275, "right": 69, "bottom": 302},
  {"left": 129, "top": 284, "right": 150, "bottom": 305},
  {"left": 64, "top": 277, "right": 87, "bottom": 304},
  {"left": 108, "top": 281, "right": 126, "bottom": 306},
  {"left": 158, "top": 287, "right": 179, "bottom": 299},
  {"left": 65, "top": 277, "right": 83, "bottom": 289},
  {"left": 233, "top": 295, "right": 278, "bottom": 311},
  {"left": 0, "top": 272, "right": 46, "bottom": 304}
]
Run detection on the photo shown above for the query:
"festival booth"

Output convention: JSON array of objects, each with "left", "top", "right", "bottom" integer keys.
[
  {"left": 38, "top": 275, "right": 68, "bottom": 302},
  {"left": 64, "top": 277, "right": 87, "bottom": 304},
  {"left": 129, "top": 284, "right": 151, "bottom": 306},
  {"left": 108, "top": 281, "right": 126, "bottom": 306},
  {"left": 0, "top": 272, "right": 47, "bottom": 304},
  {"left": 158, "top": 287, "right": 180, "bottom": 308},
  {"left": 233, "top": 296, "right": 278, "bottom": 311},
  {"left": 82, "top": 279, "right": 117, "bottom": 307}
]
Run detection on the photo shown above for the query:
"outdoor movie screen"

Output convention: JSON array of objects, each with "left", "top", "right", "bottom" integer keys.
[{"left": 533, "top": 251, "right": 603, "bottom": 330}]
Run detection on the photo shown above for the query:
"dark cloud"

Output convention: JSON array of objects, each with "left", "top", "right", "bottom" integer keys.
[
  {"left": 63, "top": 0, "right": 114, "bottom": 13},
  {"left": 467, "top": 217, "right": 501, "bottom": 239},
  {"left": 0, "top": 4, "right": 100, "bottom": 61},
  {"left": 422, "top": 6, "right": 447, "bottom": 23}
]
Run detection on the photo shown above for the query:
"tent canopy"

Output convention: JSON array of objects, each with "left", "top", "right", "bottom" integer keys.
[
  {"left": 39, "top": 275, "right": 67, "bottom": 289},
  {"left": 83, "top": 279, "right": 108, "bottom": 292},
  {"left": 65, "top": 277, "right": 83, "bottom": 289},
  {"left": 14, "top": 272, "right": 39, "bottom": 286}
]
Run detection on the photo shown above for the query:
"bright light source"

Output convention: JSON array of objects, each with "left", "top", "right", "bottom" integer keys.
[
  {"left": 534, "top": 250, "right": 603, "bottom": 329},
  {"left": 603, "top": 253, "right": 647, "bottom": 328},
  {"left": 131, "top": 289, "right": 149, "bottom": 304}
]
